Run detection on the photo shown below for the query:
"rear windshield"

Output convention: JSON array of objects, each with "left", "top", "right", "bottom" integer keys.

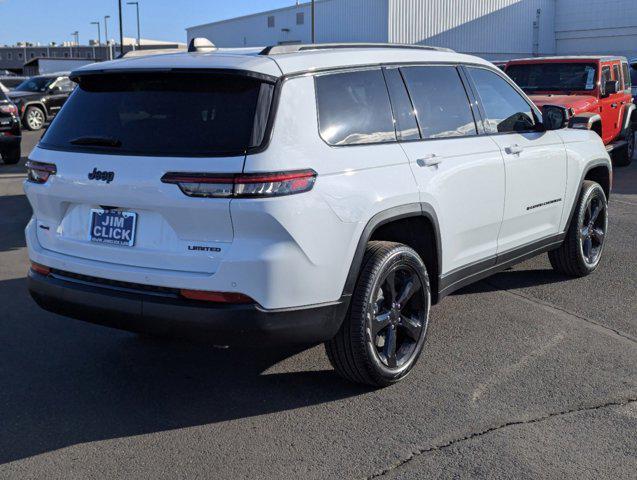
[
  {"left": 506, "top": 62, "right": 598, "bottom": 92},
  {"left": 41, "top": 72, "right": 274, "bottom": 157}
]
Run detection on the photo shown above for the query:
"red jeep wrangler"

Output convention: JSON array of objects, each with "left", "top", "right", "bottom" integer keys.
[{"left": 505, "top": 56, "right": 636, "bottom": 166}]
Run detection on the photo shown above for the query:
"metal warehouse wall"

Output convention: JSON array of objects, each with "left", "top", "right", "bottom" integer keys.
[
  {"left": 187, "top": 4, "right": 313, "bottom": 47},
  {"left": 186, "top": 0, "right": 635, "bottom": 60},
  {"left": 186, "top": 0, "right": 388, "bottom": 48},
  {"left": 555, "top": 0, "right": 637, "bottom": 58},
  {"left": 387, "top": 0, "right": 556, "bottom": 60},
  {"left": 315, "top": 0, "right": 388, "bottom": 43}
]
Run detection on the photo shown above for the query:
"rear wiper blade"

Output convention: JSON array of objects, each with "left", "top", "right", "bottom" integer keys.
[{"left": 70, "top": 136, "right": 122, "bottom": 147}]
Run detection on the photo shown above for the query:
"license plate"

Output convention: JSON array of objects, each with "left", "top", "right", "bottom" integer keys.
[{"left": 90, "top": 209, "right": 137, "bottom": 247}]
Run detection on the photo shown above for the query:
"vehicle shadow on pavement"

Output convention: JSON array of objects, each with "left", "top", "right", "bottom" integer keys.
[
  {"left": 0, "top": 157, "right": 27, "bottom": 175},
  {"left": 610, "top": 160, "right": 637, "bottom": 195},
  {"left": 454, "top": 268, "right": 572, "bottom": 295},
  {"left": 0, "top": 276, "right": 369, "bottom": 464}
]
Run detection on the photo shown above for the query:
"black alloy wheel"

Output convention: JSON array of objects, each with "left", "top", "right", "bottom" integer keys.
[
  {"left": 325, "top": 241, "right": 431, "bottom": 387},
  {"left": 579, "top": 192, "right": 607, "bottom": 266},
  {"left": 369, "top": 265, "right": 427, "bottom": 370},
  {"left": 549, "top": 180, "right": 608, "bottom": 277}
]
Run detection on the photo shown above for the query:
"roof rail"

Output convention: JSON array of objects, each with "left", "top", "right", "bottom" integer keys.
[{"left": 259, "top": 43, "right": 455, "bottom": 56}]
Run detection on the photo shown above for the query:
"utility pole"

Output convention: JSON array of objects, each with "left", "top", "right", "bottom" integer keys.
[
  {"left": 71, "top": 31, "right": 79, "bottom": 57},
  {"left": 118, "top": 0, "right": 124, "bottom": 56},
  {"left": 91, "top": 21, "right": 101, "bottom": 45},
  {"left": 311, "top": 0, "right": 315, "bottom": 43},
  {"left": 127, "top": 2, "right": 141, "bottom": 49},
  {"left": 104, "top": 15, "right": 111, "bottom": 60}
]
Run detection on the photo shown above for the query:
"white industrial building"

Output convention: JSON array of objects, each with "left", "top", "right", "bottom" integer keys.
[{"left": 186, "top": 0, "right": 637, "bottom": 61}]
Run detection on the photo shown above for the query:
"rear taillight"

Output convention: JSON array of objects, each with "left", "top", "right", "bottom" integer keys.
[
  {"left": 0, "top": 104, "right": 17, "bottom": 115},
  {"left": 161, "top": 169, "right": 317, "bottom": 198},
  {"left": 26, "top": 161, "right": 57, "bottom": 184},
  {"left": 30, "top": 262, "right": 51, "bottom": 276},
  {"left": 180, "top": 289, "right": 254, "bottom": 304}
]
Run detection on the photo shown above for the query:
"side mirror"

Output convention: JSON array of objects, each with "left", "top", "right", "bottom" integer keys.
[
  {"left": 48, "top": 86, "right": 61, "bottom": 94},
  {"left": 602, "top": 80, "right": 618, "bottom": 97},
  {"left": 542, "top": 105, "right": 569, "bottom": 130}
]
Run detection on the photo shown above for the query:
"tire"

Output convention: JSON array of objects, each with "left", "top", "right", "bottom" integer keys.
[
  {"left": 549, "top": 180, "right": 608, "bottom": 277},
  {"left": 23, "top": 106, "right": 45, "bottom": 131},
  {"left": 325, "top": 241, "right": 431, "bottom": 387},
  {"left": 613, "top": 124, "right": 634, "bottom": 167},
  {"left": 1, "top": 145, "right": 21, "bottom": 164}
]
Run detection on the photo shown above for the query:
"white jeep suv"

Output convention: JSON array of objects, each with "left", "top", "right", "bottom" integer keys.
[{"left": 25, "top": 42, "right": 612, "bottom": 387}]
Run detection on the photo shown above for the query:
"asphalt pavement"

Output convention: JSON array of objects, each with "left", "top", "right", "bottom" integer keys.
[{"left": 0, "top": 131, "right": 635, "bottom": 479}]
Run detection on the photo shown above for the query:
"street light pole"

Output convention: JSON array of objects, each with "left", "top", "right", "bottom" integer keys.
[
  {"left": 118, "top": 0, "right": 124, "bottom": 56},
  {"left": 71, "top": 31, "right": 79, "bottom": 57},
  {"left": 91, "top": 21, "right": 101, "bottom": 45},
  {"left": 104, "top": 15, "right": 111, "bottom": 60},
  {"left": 311, "top": 0, "right": 315, "bottom": 43},
  {"left": 127, "top": 2, "right": 141, "bottom": 49}
]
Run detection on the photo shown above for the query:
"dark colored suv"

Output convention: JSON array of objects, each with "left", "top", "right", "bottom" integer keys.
[
  {"left": 7, "top": 73, "right": 74, "bottom": 131},
  {"left": 0, "top": 89, "right": 21, "bottom": 164}
]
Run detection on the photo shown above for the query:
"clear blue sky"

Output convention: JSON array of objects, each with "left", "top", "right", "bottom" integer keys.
[{"left": 0, "top": 0, "right": 298, "bottom": 45}]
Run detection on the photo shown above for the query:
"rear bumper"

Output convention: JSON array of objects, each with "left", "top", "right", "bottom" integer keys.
[
  {"left": 28, "top": 269, "right": 347, "bottom": 346},
  {"left": 0, "top": 134, "right": 20, "bottom": 149}
]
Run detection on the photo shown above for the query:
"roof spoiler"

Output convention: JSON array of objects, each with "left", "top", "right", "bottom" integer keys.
[{"left": 259, "top": 43, "right": 455, "bottom": 55}]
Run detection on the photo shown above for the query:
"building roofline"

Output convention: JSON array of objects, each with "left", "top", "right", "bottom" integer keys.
[
  {"left": 22, "top": 57, "right": 100, "bottom": 66},
  {"left": 186, "top": 0, "right": 327, "bottom": 31},
  {"left": 508, "top": 55, "right": 627, "bottom": 62}
]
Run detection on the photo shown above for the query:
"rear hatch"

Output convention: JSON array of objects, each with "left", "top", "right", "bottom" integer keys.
[{"left": 27, "top": 68, "right": 276, "bottom": 274}]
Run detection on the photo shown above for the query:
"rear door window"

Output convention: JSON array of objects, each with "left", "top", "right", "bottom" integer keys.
[
  {"left": 613, "top": 64, "right": 622, "bottom": 90},
  {"left": 467, "top": 67, "right": 537, "bottom": 134},
  {"left": 400, "top": 66, "right": 477, "bottom": 139},
  {"left": 315, "top": 69, "right": 396, "bottom": 146},
  {"left": 621, "top": 62, "right": 632, "bottom": 89},
  {"left": 40, "top": 72, "right": 274, "bottom": 157}
]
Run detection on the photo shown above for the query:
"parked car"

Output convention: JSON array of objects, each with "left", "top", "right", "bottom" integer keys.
[
  {"left": 0, "top": 89, "right": 21, "bottom": 164},
  {"left": 25, "top": 42, "right": 612, "bottom": 387},
  {"left": 6, "top": 73, "right": 74, "bottom": 131},
  {"left": 505, "top": 56, "right": 635, "bottom": 166}
]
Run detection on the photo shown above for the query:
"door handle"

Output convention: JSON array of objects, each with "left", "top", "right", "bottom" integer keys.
[
  {"left": 505, "top": 144, "right": 524, "bottom": 155},
  {"left": 416, "top": 154, "right": 442, "bottom": 167},
  {"left": 611, "top": 103, "right": 618, "bottom": 108}
]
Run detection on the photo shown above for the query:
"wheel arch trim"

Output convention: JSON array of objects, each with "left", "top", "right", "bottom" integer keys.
[
  {"left": 564, "top": 159, "right": 612, "bottom": 232},
  {"left": 568, "top": 112, "right": 602, "bottom": 131},
  {"left": 22, "top": 102, "right": 49, "bottom": 121},
  {"left": 341, "top": 203, "right": 442, "bottom": 299},
  {"left": 620, "top": 103, "right": 635, "bottom": 135}
]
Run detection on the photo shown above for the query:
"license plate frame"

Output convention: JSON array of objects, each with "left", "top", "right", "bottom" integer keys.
[{"left": 89, "top": 209, "right": 137, "bottom": 247}]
